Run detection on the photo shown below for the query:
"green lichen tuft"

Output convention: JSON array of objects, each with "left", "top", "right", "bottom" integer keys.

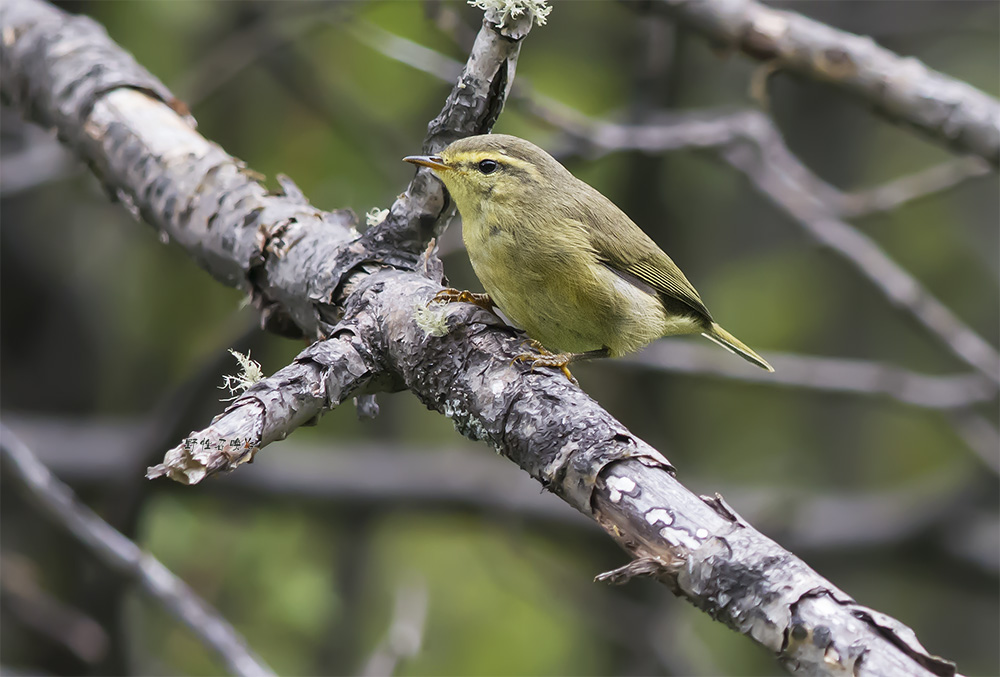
[
  {"left": 414, "top": 303, "right": 451, "bottom": 337},
  {"left": 365, "top": 207, "right": 389, "bottom": 227},
  {"left": 468, "top": 0, "right": 552, "bottom": 27},
  {"left": 219, "top": 349, "right": 264, "bottom": 401}
]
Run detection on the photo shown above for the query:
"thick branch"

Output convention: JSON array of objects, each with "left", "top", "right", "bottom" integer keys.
[
  {"left": 0, "top": 0, "right": 531, "bottom": 339},
  {"left": 12, "top": 412, "right": 999, "bottom": 574},
  {"left": 643, "top": 0, "right": 1000, "bottom": 166},
  {"left": 150, "top": 267, "right": 956, "bottom": 676},
  {"left": 0, "top": 2, "right": 963, "bottom": 675}
]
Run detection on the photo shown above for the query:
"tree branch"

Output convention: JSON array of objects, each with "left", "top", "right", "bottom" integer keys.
[
  {"left": 0, "top": 425, "right": 274, "bottom": 677},
  {"left": 836, "top": 157, "right": 992, "bottom": 219},
  {"left": 0, "top": 555, "right": 109, "bottom": 666},
  {"left": 623, "top": 341, "right": 999, "bottom": 470},
  {"left": 624, "top": 340, "right": 996, "bottom": 411},
  {"left": 642, "top": 0, "right": 1000, "bottom": 166},
  {"left": 354, "top": 25, "right": 1000, "bottom": 385},
  {"left": 144, "top": 264, "right": 956, "bottom": 675},
  {"left": 360, "top": 578, "right": 429, "bottom": 677},
  {"left": 0, "top": 0, "right": 533, "bottom": 342},
  {"left": 558, "top": 109, "right": 1000, "bottom": 386},
  {"left": 353, "top": 23, "right": 996, "bottom": 221},
  {"left": 0, "top": 1, "right": 964, "bottom": 674},
  {"left": 12, "top": 412, "right": 996, "bottom": 573}
]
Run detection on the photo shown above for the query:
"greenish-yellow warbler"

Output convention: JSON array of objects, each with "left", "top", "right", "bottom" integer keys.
[{"left": 404, "top": 134, "right": 773, "bottom": 377}]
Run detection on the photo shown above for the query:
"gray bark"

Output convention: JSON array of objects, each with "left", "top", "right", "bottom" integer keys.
[
  {"left": 645, "top": 0, "right": 1000, "bottom": 166},
  {"left": 0, "top": 0, "right": 962, "bottom": 675}
]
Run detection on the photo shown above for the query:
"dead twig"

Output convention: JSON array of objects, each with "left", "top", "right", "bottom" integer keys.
[{"left": 0, "top": 425, "right": 275, "bottom": 677}]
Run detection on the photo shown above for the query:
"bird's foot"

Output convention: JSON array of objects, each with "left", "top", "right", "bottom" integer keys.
[
  {"left": 512, "top": 345, "right": 610, "bottom": 383},
  {"left": 519, "top": 338, "right": 553, "bottom": 355},
  {"left": 512, "top": 350, "right": 577, "bottom": 384},
  {"left": 430, "top": 288, "right": 496, "bottom": 312}
]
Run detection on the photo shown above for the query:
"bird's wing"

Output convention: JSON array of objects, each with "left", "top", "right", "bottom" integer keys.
[{"left": 584, "top": 216, "right": 713, "bottom": 321}]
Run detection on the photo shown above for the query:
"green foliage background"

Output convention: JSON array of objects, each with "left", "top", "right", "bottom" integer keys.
[{"left": 1, "top": 1, "right": 997, "bottom": 675}]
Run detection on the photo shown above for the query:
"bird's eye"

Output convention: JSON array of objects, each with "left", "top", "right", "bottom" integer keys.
[{"left": 478, "top": 159, "right": 498, "bottom": 174}]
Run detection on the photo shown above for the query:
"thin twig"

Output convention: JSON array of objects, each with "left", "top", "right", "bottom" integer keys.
[
  {"left": 13, "top": 414, "right": 995, "bottom": 573},
  {"left": 350, "top": 21, "right": 463, "bottom": 84},
  {"left": 354, "top": 25, "right": 995, "bottom": 221},
  {"left": 352, "top": 26, "right": 1000, "bottom": 385},
  {"left": 621, "top": 339, "right": 996, "bottom": 411},
  {"left": 716, "top": 122, "right": 1000, "bottom": 385},
  {"left": 349, "top": 20, "right": 597, "bottom": 141},
  {"left": 837, "top": 157, "right": 992, "bottom": 219},
  {"left": 0, "top": 554, "right": 109, "bottom": 665},
  {"left": 171, "top": 3, "right": 349, "bottom": 106},
  {"left": 0, "top": 425, "right": 275, "bottom": 677},
  {"left": 0, "top": 2, "right": 970, "bottom": 673},
  {"left": 543, "top": 109, "right": 1000, "bottom": 385},
  {"left": 946, "top": 411, "right": 1000, "bottom": 473},
  {"left": 359, "top": 578, "right": 429, "bottom": 677}
]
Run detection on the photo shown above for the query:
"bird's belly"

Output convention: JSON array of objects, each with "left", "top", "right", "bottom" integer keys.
[{"left": 466, "top": 231, "right": 670, "bottom": 356}]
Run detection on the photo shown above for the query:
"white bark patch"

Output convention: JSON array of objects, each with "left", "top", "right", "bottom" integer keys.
[
  {"left": 645, "top": 508, "right": 673, "bottom": 526},
  {"left": 607, "top": 475, "right": 637, "bottom": 503},
  {"left": 659, "top": 526, "right": 701, "bottom": 550}
]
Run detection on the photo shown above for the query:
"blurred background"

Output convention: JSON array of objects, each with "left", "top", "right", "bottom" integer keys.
[{"left": 1, "top": 1, "right": 997, "bottom": 675}]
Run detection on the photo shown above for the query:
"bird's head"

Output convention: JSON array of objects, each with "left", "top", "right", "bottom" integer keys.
[{"left": 404, "top": 134, "right": 567, "bottom": 219}]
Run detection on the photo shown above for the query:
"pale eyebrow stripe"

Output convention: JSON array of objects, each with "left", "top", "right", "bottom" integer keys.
[{"left": 459, "top": 151, "right": 542, "bottom": 181}]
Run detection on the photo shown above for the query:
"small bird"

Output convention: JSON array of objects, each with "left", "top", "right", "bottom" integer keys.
[{"left": 404, "top": 134, "right": 773, "bottom": 377}]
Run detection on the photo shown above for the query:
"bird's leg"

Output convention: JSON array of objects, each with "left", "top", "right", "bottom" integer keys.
[
  {"left": 430, "top": 288, "right": 496, "bottom": 312},
  {"left": 513, "top": 346, "right": 610, "bottom": 383}
]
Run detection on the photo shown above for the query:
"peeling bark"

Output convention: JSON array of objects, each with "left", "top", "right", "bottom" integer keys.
[
  {"left": 0, "top": 1, "right": 963, "bottom": 675},
  {"left": 148, "top": 266, "right": 956, "bottom": 676}
]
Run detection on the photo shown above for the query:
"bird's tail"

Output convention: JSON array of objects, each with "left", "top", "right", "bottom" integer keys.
[{"left": 702, "top": 322, "right": 774, "bottom": 372}]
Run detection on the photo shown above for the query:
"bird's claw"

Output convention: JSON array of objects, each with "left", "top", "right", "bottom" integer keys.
[
  {"left": 430, "top": 288, "right": 495, "bottom": 311},
  {"left": 519, "top": 338, "right": 553, "bottom": 355},
  {"left": 511, "top": 351, "right": 577, "bottom": 384}
]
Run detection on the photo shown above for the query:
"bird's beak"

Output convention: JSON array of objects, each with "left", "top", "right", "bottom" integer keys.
[{"left": 403, "top": 155, "right": 449, "bottom": 171}]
